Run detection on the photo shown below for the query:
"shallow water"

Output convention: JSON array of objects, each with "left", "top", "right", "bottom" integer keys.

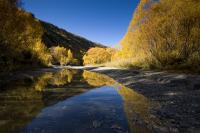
[{"left": 0, "top": 69, "right": 160, "bottom": 133}]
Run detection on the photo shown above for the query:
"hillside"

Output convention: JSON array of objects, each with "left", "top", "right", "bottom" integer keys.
[
  {"left": 41, "top": 21, "right": 105, "bottom": 61},
  {"left": 0, "top": 0, "right": 105, "bottom": 72}
]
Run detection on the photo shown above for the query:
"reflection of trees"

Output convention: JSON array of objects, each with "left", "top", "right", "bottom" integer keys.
[
  {"left": 0, "top": 70, "right": 163, "bottom": 132},
  {"left": 83, "top": 70, "right": 161, "bottom": 132},
  {"left": 83, "top": 71, "right": 116, "bottom": 86},
  {"left": 34, "top": 69, "right": 78, "bottom": 92},
  {"left": 50, "top": 69, "right": 77, "bottom": 86},
  {"left": 0, "top": 69, "right": 78, "bottom": 132},
  {"left": 34, "top": 72, "right": 53, "bottom": 91},
  {"left": 0, "top": 82, "right": 44, "bottom": 133},
  {"left": 118, "top": 86, "right": 161, "bottom": 133}
]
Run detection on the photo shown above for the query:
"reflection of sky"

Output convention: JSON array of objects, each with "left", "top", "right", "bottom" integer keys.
[{"left": 23, "top": 86, "right": 130, "bottom": 133}]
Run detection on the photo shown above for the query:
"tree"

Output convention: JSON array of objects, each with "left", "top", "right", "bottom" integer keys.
[
  {"left": 118, "top": 0, "right": 200, "bottom": 71},
  {"left": 0, "top": 0, "right": 53, "bottom": 71},
  {"left": 67, "top": 49, "right": 73, "bottom": 61},
  {"left": 50, "top": 46, "right": 76, "bottom": 65},
  {"left": 83, "top": 47, "right": 115, "bottom": 65}
]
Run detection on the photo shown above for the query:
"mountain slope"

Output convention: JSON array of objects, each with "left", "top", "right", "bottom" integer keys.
[
  {"left": 41, "top": 21, "right": 105, "bottom": 61},
  {"left": 0, "top": 0, "right": 105, "bottom": 73}
]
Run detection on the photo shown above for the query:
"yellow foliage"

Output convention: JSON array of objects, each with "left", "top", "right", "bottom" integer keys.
[
  {"left": 116, "top": 0, "right": 200, "bottom": 71},
  {"left": 0, "top": 0, "right": 78, "bottom": 71},
  {"left": 50, "top": 46, "right": 75, "bottom": 65},
  {"left": 0, "top": 0, "right": 54, "bottom": 71},
  {"left": 68, "top": 49, "right": 73, "bottom": 60},
  {"left": 33, "top": 40, "right": 52, "bottom": 65},
  {"left": 83, "top": 47, "right": 116, "bottom": 65}
]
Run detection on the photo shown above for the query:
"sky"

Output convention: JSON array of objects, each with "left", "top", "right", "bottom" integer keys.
[{"left": 23, "top": 0, "right": 139, "bottom": 47}]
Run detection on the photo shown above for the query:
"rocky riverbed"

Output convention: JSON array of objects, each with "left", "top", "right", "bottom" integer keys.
[{"left": 75, "top": 66, "right": 200, "bottom": 133}]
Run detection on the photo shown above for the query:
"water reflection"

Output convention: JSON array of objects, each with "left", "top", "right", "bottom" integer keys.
[
  {"left": 23, "top": 87, "right": 130, "bottom": 133},
  {"left": 0, "top": 69, "right": 162, "bottom": 133},
  {"left": 83, "top": 71, "right": 116, "bottom": 86},
  {"left": 34, "top": 69, "right": 78, "bottom": 92},
  {"left": 83, "top": 71, "right": 162, "bottom": 132},
  {"left": 0, "top": 79, "right": 44, "bottom": 133},
  {"left": 0, "top": 69, "right": 89, "bottom": 132},
  {"left": 118, "top": 87, "right": 161, "bottom": 133}
]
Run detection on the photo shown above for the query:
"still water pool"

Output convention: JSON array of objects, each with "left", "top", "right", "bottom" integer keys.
[{"left": 0, "top": 69, "right": 160, "bottom": 133}]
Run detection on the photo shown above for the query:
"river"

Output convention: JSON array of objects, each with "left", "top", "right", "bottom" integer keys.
[{"left": 0, "top": 68, "right": 170, "bottom": 133}]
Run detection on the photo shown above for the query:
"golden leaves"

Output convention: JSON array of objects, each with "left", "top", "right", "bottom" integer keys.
[
  {"left": 117, "top": 0, "right": 200, "bottom": 71},
  {"left": 83, "top": 47, "right": 116, "bottom": 65}
]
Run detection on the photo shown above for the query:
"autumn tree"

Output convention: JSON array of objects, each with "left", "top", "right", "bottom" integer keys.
[
  {"left": 50, "top": 46, "right": 76, "bottom": 65},
  {"left": 68, "top": 49, "right": 73, "bottom": 61},
  {"left": 83, "top": 47, "right": 115, "bottom": 65},
  {"left": 118, "top": 0, "right": 200, "bottom": 71},
  {"left": 0, "top": 0, "right": 52, "bottom": 71}
]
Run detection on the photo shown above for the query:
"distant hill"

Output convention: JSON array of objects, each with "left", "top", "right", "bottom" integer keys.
[{"left": 41, "top": 21, "right": 106, "bottom": 62}]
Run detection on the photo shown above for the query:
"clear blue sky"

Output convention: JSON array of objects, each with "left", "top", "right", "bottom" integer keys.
[{"left": 23, "top": 0, "right": 139, "bottom": 47}]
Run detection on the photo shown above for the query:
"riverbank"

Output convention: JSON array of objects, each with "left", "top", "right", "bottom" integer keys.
[
  {"left": 1, "top": 65, "right": 200, "bottom": 132},
  {"left": 75, "top": 66, "right": 200, "bottom": 132}
]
